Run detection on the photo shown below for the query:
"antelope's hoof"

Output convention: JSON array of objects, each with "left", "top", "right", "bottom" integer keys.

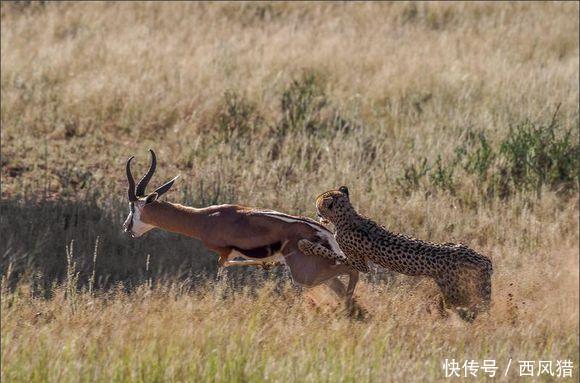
[{"left": 346, "top": 300, "right": 369, "bottom": 321}]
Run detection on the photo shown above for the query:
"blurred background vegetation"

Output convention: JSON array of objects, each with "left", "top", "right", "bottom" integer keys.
[
  {"left": 1, "top": 3, "right": 578, "bottom": 382},
  {"left": 1, "top": 1, "right": 578, "bottom": 290}
]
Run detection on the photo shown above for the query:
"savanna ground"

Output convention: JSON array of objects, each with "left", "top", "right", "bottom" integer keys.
[{"left": 1, "top": 2, "right": 579, "bottom": 382}]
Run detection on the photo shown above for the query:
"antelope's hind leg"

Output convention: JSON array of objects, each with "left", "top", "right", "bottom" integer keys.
[
  {"left": 298, "top": 242, "right": 363, "bottom": 316},
  {"left": 327, "top": 268, "right": 366, "bottom": 320}
]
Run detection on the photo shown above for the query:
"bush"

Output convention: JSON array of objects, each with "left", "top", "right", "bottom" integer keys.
[
  {"left": 277, "top": 71, "right": 328, "bottom": 136},
  {"left": 396, "top": 110, "right": 579, "bottom": 199},
  {"left": 209, "top": 90, "right": 264, "bottom": 143},
  {"left": 458, "top": 131, "right": 495, "bottom": 181},
  {"left": 499, "top": 113, "right": 579, "bottom": 195},
  {"left": 430, "top": 155, "right": 456, "bottom": 192},
  {"left": 274, "top": 70, "right": 355, "bottom": 138}
]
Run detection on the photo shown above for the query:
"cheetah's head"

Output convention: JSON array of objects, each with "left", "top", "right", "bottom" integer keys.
[{"left": 315, "top": 186, "right": 353, "bottom": 224}]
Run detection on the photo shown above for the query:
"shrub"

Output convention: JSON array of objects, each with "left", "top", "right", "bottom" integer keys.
[
  {"left": 276, "top": 71, "right": 329, "bottom": 136},
  {"left": 459, "top": 131, "right": 495, "bottom": 181},
  {"left": 210, "top": 90, "right": 264, "bottom": 143},
  {"left": 499, "top": 113, "right": 579, "bottom": 195},
  {"left": 396, "top": 110, "right": 579, "bottom": 199},
  {"left": 397, "top": 158, "right": 428, "bottom": 195},
  {"left": 430, "top": 155, "right": 455, "bottom": 192}
]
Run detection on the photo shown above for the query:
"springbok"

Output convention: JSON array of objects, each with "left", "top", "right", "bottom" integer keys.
[{"left": 123, "top": 150, "right": 359, "bottom": 311}]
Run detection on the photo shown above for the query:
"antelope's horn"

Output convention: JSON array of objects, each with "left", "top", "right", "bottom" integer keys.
[
  {"left": 135, "top": 149, "right": 157, "bottom": 197},
  {"left": 126, "top": 156, "right": 138, "bottom": 202}
]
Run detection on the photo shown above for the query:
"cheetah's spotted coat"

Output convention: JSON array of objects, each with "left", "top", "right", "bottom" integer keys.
[{"left": 298, "top": 187, "right": 493, "bottom": 321}]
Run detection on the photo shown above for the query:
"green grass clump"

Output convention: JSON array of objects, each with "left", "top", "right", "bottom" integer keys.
[
  {"left": 500, "top": 113, "right": 579, "bottom": 195},
  {"left": 398, "top": 111, "right": 579, "bottom": 199}
]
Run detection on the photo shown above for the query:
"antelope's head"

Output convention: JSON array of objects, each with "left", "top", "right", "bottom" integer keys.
[{"left": 123, "top": 149, "right": 179, "bottom": 238}]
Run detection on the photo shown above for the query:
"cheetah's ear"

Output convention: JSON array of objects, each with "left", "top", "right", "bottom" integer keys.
[{"left": 338, "top": 186, "right": 349, "bottom": 198}]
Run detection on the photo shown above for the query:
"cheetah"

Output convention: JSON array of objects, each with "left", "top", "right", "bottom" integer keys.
[{"left": 298, "top": 186, "right": 493, "bottom": 321}]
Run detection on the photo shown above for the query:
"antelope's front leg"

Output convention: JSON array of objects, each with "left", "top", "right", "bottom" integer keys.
[
  {"left": 217, "top": 252, "right": 229, "bottom": 268},
  {"left": 214, "top": 250, "right": 231, "bottom": 281},
  {"left": 215, "top": 248, "right": 279, "bottom": 270}
]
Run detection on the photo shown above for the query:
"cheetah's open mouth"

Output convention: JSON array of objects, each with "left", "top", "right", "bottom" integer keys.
[{"left": 317, "top": 213, "right": 330, "bottom": 225}]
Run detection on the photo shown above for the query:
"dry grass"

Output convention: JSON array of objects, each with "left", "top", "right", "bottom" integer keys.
[
  {"left": 2, "top": 250, "right": 578, "bottom": 382},
  {"left": 1, "top": 2, "right": 579, "bottom": 382}
]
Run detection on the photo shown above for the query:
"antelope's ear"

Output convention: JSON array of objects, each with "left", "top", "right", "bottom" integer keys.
[
  {"left": 153, "top": 175, "right": 179, "bottom": 197},
  {"left": 338, "top": 186, "right": 349, "bottom": 198},
  {"left": 144, "top": 192, "right": 158, "bottom": 204}
]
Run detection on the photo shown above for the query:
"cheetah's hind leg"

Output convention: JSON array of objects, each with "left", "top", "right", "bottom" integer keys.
[
  {"left": 456, "top": 265, "right": 492, "bottom": 322},
  {"left": 436, "top": 277, "right": 478, "bottom": 323},
  {"left": 435, "top": 295, "right": 450, "bottom": 319},
  {"left": 470, "top": 267, "right": 492, "bottom": 319}
]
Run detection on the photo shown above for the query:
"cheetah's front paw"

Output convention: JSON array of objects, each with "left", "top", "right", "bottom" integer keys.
[
  {"left": 297, "top": 239, "right": 315, "bottom": 254},
  {"left": 260, "top": 261, "right": 281, "bottom": 270}
]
